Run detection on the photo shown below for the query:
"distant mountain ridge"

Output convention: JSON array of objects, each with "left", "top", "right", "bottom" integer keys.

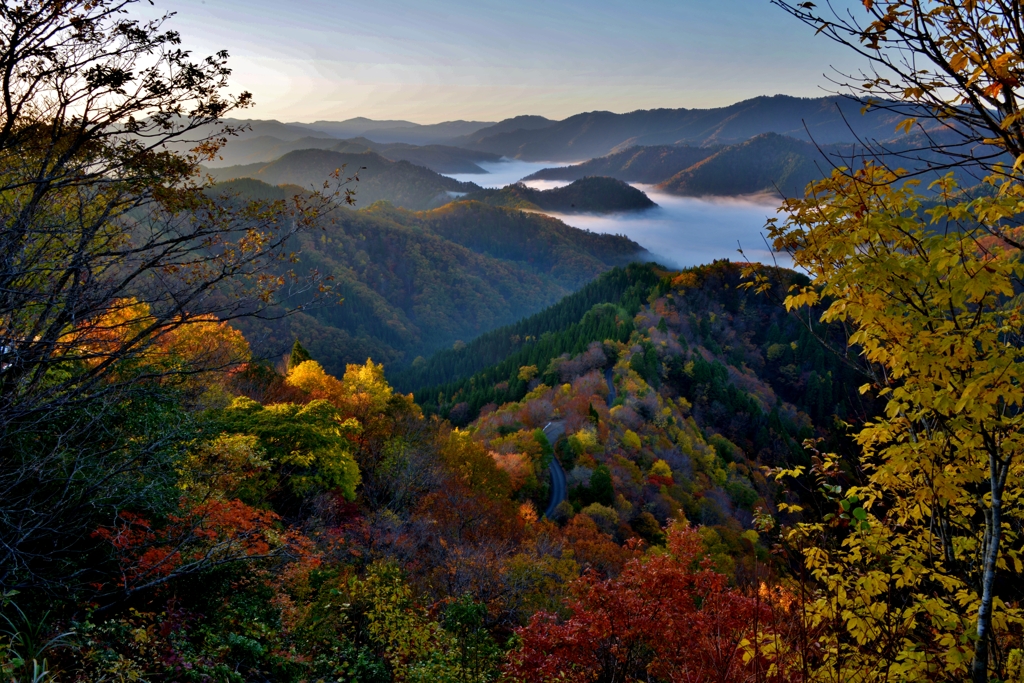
[
  {"left": 655, "top": 133, "right": 827, "bottom": 197},
  {"left": 204, "top": 133, "right": 504, "bottom": 171},
  {"left": 285, "top": 118, "right": 495, "bottom": 145},
  {"left": 456, "top": 95, "right": 923, "bottom": 161},
  {"left": 446, "top": 115, "right": 557, "bottom": 147},
  {"left": 524, "top": 145, "right": 721, "bottom": 184},
  {"left": 204, "top": 149, "right": 482, "bottom": 210},
  {"left": 526, "top": 134, "right": 832, "bottom": 197}
]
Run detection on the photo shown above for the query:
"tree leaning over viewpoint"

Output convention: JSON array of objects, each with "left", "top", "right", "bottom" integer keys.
[
  {"left": 753, "top": 2, "right": 1024, "bottom": 681},
  {"left": 0, "top": 1, "right": 345, "bottom": 595}
]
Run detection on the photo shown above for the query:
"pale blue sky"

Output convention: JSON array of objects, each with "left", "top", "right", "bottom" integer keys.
[{"left": 151, "top": 0, "right": 862, "bottom": 123}]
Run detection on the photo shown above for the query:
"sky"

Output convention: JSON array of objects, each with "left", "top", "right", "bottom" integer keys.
[{"left": 150, "top": 0, "right": 864, "bottom": 124}]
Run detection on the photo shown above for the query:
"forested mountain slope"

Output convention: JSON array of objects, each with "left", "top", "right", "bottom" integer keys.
[
  {"left": 524, "top": 144, "right": 720, "bottom": 184},
  {"left": 329, "top": 137, "right": 502, "bottom": 173},
  {"left": 394, "top": 259, "right": 872, "bottom": 601},
  {"left": 523, "top": 134, "right": 828, "bottom": 198},
  {"left": 216, "top": 179, "right": 647, "bottom": 374},
  {"left": 655, "top": 133, "right": 827, "bottom": 197},
  {"left": 460, "top": 177, "right": 655, "bottom": 213},
  {"left": 205, "top": 149, "right": 482, "bottom": 210},
  {"left": 412, "top": 261, "right": 868, "bottom": 434},
  {"left": 417, "top": 200, "right": 652, "bottom": 283},
  {"left": 393, "top": 263, "right": 664, "bottom": 394}
]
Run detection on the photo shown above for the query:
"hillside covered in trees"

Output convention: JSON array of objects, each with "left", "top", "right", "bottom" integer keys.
[
  {"left": 206, "top": 134, "right": 504, "bottom": 173},
  {"left": 6, "top": 1, "right": 1024, "bottom": 683},
  {"left": 212, "top": 179, "right": 648, "bottom": 374},
  {"left": 206, "top": 149, "right": 483, "bottom": 210},
  {"left": 460, "top": 177, "right": 656, "bottom": 213},
  {"left": 526, "top": 134, "right": 829, "bottom": 197}
]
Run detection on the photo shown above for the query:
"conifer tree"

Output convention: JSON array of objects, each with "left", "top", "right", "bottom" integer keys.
[{"left": 289, "top": 340, "right": 313, "bottom": 369}]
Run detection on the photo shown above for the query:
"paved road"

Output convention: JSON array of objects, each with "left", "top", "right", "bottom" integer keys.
[
  {"left": 541, "top": 372, "right": 615, "bottom": 518},
  {"left": 542, "top": 420, "right": 567, "bottom": 519}
]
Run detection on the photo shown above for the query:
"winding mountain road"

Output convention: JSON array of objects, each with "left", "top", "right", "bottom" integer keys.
[
  {"left": 605, "top": 367, "right": 616, "bottom": 407},
  {"left": 542, "top": 420, "right": 567, "bottom": 519},
  {"left": 542, "top": 371, "right": 617, "bottom": 518}
]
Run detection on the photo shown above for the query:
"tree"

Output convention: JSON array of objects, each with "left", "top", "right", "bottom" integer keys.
[
  {"left": 289, "top": 340, "right": 313, "bottom": 369},
  {"left": 507, "top": 524, "right": 768, "bottom": 683},
  {"left": 588, "top": 464, "right": 614, "bottom": 507},
  {"left": 217, "top": 396, "right": 361, "bottom": 503},
  {"left": 749, "top": 4, "right": 1024, "bottom": 680},
  {"left": 0, "top": 0, "right": 346, "bottom": 595},
  {"left": 756, "top": 166, "right": 1024, "bottom": 683},
  {"left": 775, "top": 0, "right": 1024, "bottom": 182}
]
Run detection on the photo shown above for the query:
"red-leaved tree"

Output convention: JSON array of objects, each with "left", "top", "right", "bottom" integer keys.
[{"left": 506, "top": 524, "right": 769, "bottom": 683}]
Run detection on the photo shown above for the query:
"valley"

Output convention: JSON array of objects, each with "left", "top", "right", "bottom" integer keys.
[{"left": 8, "top": 1, "right": 1019, "bottom": 677}]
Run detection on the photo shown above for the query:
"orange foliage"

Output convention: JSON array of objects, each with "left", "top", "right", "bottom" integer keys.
[
  {"left": 94, "top": 498, "right": 293, "bottom": 591},
  {"left": 562, "top": 514, "right": 634, "bottom": 578},
  {"left": 69, "top": 300, "right": 249, "bottom": 377},
  {"left": 490, "top": 450, "right": 532, "bottom": 491}
]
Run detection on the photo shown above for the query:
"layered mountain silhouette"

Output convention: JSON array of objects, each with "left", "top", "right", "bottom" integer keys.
[
  {"left": 654, "top": 133, "right": 826, "bottom": 197},
  {"left": 208, "top": 134, "right": 503, "bottom": 172},
  {"left": 524, "top": 145, "right": 721, "bottom": 184},
  {"left": 193, "top": 94, "right": 978, "bottom": 206},
  {"left": 527, "top": 134, "right": 830, "bottom": 197},
  {"left": 454, "top": 95, "right": 922, "bottom": 161},
  {"left": 204, "top": 149, "right": 482, "bottom": 210},
  {"left": 284, "top": 118, "right": 494, "bottom": 145}
]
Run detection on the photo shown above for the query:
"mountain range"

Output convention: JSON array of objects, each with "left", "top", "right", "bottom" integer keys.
[
  {"left": 204, "top": 95, "right": 921, "bottom": 170},
  {"left": 215, "top": 178, "right": 649, "bottom": 373},
  {"left": 527, "top": 133, "right": 833, "bottom": 197},
  {"left": 284, "top": 118, "right": 495, "bottom": 145},
  {"left": 207, "top": 134, "right": 503, "bottom": 172},
  {"left": 204, "top": 149, "right": 482, "bottom": 210},
  {"left": 449, "top": 95, "right": 922, "bottom": 161}
]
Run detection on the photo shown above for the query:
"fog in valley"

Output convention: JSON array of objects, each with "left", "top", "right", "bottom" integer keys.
[
  {"left": 444, "top": 164, "right": 790, "bottom": 269},
  {"left": 447, "top": 159, "right": 573, "bottom": 188},
  {"left": 543, "top": 187, "right": 790, "bottom": 270}
]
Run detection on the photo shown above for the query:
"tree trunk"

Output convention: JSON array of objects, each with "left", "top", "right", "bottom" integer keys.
[{"left": 972, "top": 455, "right": 1007, "bottom": 683}]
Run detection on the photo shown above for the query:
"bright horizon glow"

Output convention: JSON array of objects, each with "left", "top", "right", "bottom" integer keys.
[{"left": 148, "top": 0, "right": 864, "bottom": 124}]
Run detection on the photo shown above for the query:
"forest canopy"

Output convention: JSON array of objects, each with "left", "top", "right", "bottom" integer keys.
[{"left": 3, "top": 1, "right": 1024, "bottom": 683}]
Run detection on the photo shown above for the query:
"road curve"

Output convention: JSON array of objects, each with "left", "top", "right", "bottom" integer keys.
[{"left": 542, "top": 420, "right": 567, "bottom": 519}]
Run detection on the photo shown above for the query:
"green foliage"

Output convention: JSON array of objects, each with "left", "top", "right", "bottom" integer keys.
[
  {"left": 225, "top": 181, "right": 643, "bottom": 376},
  {"left": 0, "top": 602, "right": 71, "bottom": 683},
  {"left": 402, "top": 263, "right": 663, "bottom": 421},
  {"left": 217, "top": 397, "right": 361, "bottom": 501},
  {"left": 288, "top": 340, "right": 312, "bottom": 369},
  {"left": 589, "top": 466, "right": 614, "bottom": 507},
  {"left": 574, "top": 465, "right": 614, "bottom": 509}
]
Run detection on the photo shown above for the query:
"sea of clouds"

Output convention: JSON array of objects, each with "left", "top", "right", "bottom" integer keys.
[{"left": 446, "top": 160, "right": 791, "bottom": 269}]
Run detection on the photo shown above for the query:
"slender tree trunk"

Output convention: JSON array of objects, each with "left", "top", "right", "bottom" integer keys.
[{"left": 972, "top": 457, "right": 1006, "bottom": 683}]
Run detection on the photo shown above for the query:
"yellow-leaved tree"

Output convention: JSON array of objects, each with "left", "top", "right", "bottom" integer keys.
[
  {"left": 752, "top": 2, "right": 1024, "bottom": 681},
  {"left": 750, "top": 167, "right": 1024, "bottom": 682}
]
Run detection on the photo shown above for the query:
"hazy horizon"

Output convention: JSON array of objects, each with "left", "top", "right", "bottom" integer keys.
[{"left": 147, "top": 0, "right": 863, "bottom": 124}]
